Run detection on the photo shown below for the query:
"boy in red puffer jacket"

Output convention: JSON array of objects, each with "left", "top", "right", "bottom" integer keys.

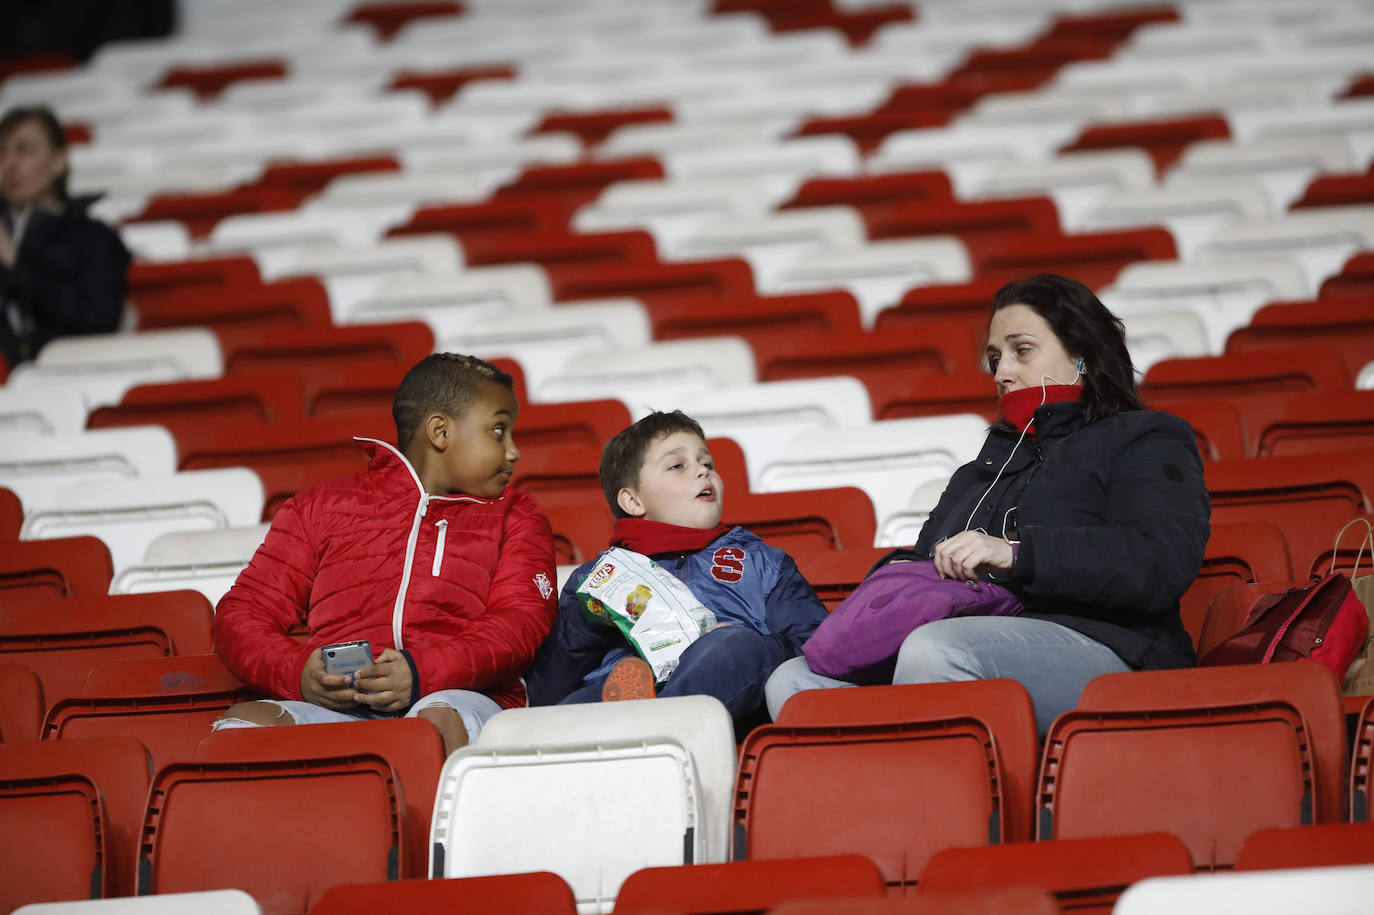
[{"left": 213, "top": 354, "right": 557, "bottom": 755}]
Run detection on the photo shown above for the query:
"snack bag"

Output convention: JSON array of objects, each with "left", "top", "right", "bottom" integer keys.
[{"left": 576, "top": 547, "right": 717, "bottom": 682}]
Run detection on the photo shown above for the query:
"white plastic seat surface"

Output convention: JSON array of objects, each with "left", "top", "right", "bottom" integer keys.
[
  {"left": 534, "top": 337, "right": 757, "bottom": 407},
  {"left": 756, "top": 414, "right": 988, "bottom": 538},
  {"left": 635, "top": 376, "right": 873, "bottom": 492},
  {"left": 0, "top": 427, "right": 178, "bottom": 515},
  {"left": 33, "top": 328, "right": 223, "bottom": 381},
  {"left": 112, "top": 523, "right": 271, "bottom": 604},
  {"left": 431, "top": 738, "right": 704, "bottom": 913},
  {"left": 277, "top": 236, "right": 465, "bottom": 321},
  {"left": 12, "top": 889, "right": 263, "bottom": 914},
  {"left": 1193, "top": 205, "right": 1374, "bottom": 299},
  {"left": 0, "top": 387, "right": 88, "bottom": 437},
  {"left": 346, "top": 265, "right": 551, "bottom": 337},
  {"left": 667, "top": 207, "right": 866, "bottom": 290},
  {"left": 474, "top": 695, "right": 735, "bottom": 865},
  {"left": 20, "top": 468, "right": 265, "bottom": 575},
  {"left": 1113, "top": 864, "right": 1374, "bottom": 915}
]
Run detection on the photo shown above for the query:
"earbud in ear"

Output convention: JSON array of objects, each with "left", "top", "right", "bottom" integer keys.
[{"left": 1077, "top": 357, "right": 1086, "bottom": 374}]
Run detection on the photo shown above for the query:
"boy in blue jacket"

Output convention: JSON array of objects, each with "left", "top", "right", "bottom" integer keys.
[{"left": 525, "top": 410, "right": 828, "bottom": 730}]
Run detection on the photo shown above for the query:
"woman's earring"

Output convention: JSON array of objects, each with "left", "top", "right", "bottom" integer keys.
[{"left": 1077, "top": 357, "right": 1086, "bottom": 374}]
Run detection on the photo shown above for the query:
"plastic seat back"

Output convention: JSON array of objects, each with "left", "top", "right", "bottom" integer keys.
[
  {"left": 1355, "top": 695, "right": 1373, "bottom": 822},
  {"left": 0, "top": 663, "right": 43, "bottom": 742},
  {"left": 309, "top": 871, "right": 576, "bottom": 914},
  {"left": 194, "top": 718, "right": 444, "bottom": 882},
  {"left": 1178, "top": 521, "right": 1294, "bottom": 647},
  {"left": 1236, "top": 822, "right": 1374, "bottom": 870},
  {"left": 740, "top": 680, "right": 1037, "bottom": 892},
  {"left": 919, "top": 832, "right": 1193, "bottom": 913},
  {"left": 1, "top": 591, "right": 213, "bottom": 705},
  {"left": 43, "top": 655, "right": 259, "bottom": 774},
  {"left": 613, "top": 855, "right": 886, "bottom": 915},
  {"left": 0, "top": 536, "right": 113, "bottom": 611},
  {"left": 1043, "top": 662, "right": 1348, "bottom": 867},
  {"left": 0, "top": 737, "right": 151, "bottom": 903},
  {"left": 771, "top": 884, "right": 1060, "bottom": 914}
]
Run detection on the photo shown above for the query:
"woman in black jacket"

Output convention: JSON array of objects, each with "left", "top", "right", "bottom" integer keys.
[
  {"left": 766, "top": 274, "right": 1211, "bottom": 734},
  {"left": 0, "top": 105, "right": 130, "bottom": 368}
]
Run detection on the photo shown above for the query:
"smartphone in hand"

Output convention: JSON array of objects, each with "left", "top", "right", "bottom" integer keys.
[{"left": 321, "top": 640, "right": 373, "bottom": 682}]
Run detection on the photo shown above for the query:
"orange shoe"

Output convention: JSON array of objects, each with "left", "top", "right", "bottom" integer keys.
[{"left": 600, "top": 657, "right": 656, "bottom": 702}]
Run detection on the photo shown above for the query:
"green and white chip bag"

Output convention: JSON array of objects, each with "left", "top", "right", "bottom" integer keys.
[{"left": 576, "top": 547, "right": 717, "bottom": 683}]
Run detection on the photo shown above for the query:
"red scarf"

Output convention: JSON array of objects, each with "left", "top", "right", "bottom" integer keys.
[
  {"left": 998, "top": 384, "right": 1081, "bottom": 437},
  {"left": 611, "top": 518, "right": 731, "bottom": 555}
]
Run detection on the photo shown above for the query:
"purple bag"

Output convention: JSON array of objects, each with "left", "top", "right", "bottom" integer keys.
[{"left": 802, "top": 559, "right": 1023, "bottom": 684}]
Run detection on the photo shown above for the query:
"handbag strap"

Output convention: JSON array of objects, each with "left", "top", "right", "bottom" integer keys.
[{"left": 1333, "top": 518, "right": 1374, "bottom": 579}]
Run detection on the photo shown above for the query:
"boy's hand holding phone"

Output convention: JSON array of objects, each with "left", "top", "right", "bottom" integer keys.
[
  {"left": 300, "top": 649, "right": 359, "bottom": 710},
  {"left": 352, "top": 648, "right": 413, "bottom": 713}
]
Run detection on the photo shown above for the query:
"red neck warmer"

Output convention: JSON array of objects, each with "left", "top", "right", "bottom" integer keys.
[
  {"left": 998, "top": 384, "right": 1082, "bottom": 437},
  {"left": 611, "top": 518, "right": 731, "bottom": 555}
]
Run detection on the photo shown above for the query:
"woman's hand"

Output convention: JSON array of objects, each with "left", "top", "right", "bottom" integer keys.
[{"left": 933, "top": 531, "right": 1015, "bottom": 581}]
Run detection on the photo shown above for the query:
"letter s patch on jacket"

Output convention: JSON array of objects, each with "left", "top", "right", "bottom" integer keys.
[{"left": 710, "top": 547, "right": 746, "bottom": 583}]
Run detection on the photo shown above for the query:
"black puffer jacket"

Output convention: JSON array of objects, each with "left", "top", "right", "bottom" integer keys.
[
  {"left": 911, "top": 400, "right": 1210, "bottom": 670},
  {"left": 0, "top": 196, "right": 130, "bottom": 367}
]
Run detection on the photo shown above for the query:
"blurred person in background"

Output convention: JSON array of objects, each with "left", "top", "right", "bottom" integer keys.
[{"left": 0, "top": 104, "right": 130, "bottom": 368}]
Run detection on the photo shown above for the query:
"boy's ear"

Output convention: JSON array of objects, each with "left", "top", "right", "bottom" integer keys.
[
  {"left": 616, "top": 486, "right": 646, "bottom": 518},
  {"left": 424, "top": 412, "right": 451, "bottom": 451}
]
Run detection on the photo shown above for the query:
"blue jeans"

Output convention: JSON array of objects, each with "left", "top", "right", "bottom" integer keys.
[
  {"left": 526, "top": 600, "right": 788, "bottom": 731},
  {"left": 765, "top": 616, "right": 1131, "bottom": 736}
]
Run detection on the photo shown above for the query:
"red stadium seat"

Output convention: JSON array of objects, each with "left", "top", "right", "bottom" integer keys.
[
  {"left": 132, "top": 187, "right": 306, "bottom": 240},
  {"left": 1045, "top": 5, "right": 1180, "bottom": 42},
  {"left": 531, "top": 105, "right": 673, "bottom": 147},
  {"left": 793, "top": 110, "right": 950, "bottom": 155},
  {"left": 1353, "top": 695, "right": 1374, "bottom": 820},
  {"left": 649, "top": 290, "right": 864, "bottom": 348},
  {"left": 878, "top": 73, "right": 1047, "bottom": 119},
  {"left": 0, "top": 486, "right": 21, "bottom": 539},
  {"left": 1043, "top": 661, "right": 1348, "bottom": 867},
  {"left": 949, "top": 38, "right": 1117, "bottom": 88},
  {"left": 613, "top": 855, "right": 886, "bottom": 914},
  {"left": 515, "top": 436, "right": 751, "bottom": 501},
  {"left": 1, "top": 592, "right": 214, "bottom": 705},
  {"left": 870, "top": 197, "right": 1061, "bottom": 258},
  {"left": 1250, "top": 390, "right": 1374, "bottom": 458},
  {"left": 252, "top": 155, "right": 401, "bottom": 197},
  {"left": 463, "top": 229, "right": 658, "bottom": 283},
  {"left": 1061, "top": 115, "right": 1231, "bottom": 174},
  {"left": 1321, "top": 251, "right": 1374, "bottom": 299},
  {"left": 43, "top": 655, "right": 260, "bottom": 774},
  {"left": 215, "top": 321, "right": 435, "bottom": 378},
  {"left": 767, "top": 4, "right": 916, "bottom": 47},
  {"left": 779, "top": 171, "right": 954, "bottom": 228},
  {"left": 1178, "top": 521, "right": 1294, "bottom": 647},
  {"left": 865, "top": 369, "right": 999, "bottom": 423},
  {"left": 386, "top": 64, "right": 516, "bottom": 106},
  {"left": 494, "top": 156, "right": 665, "bottom": 213},
  {"left": 919, "top": 832, "right": 1194, "bottom": 913},
  {"left": 551, "top": 258, "right": 756, "bottom": 309},
  {"left": 538, "top": 490, "right": 615, "bottom": 566},
  {"left": 973, "top": 228, "right": 1177, "bottom": 290},
  {"left": 1236, "top": 822, "right": 1374, "bottom": 870},
  {"left": 0, "top": 736, "right": 151, "bottom": 902},
  {"left": 751, "top": 318, "right": 988, "bottom": 388},
  {"left": 1153, "top": 399, "right": 1248, "bottom": 462},
  {"left": 1292, "top": 173, "right": 1374, "bottom": 209},
  {"left": 309, "top": 871, "right": 577, "bottom": 914},
  {"left": 126, "top": 256, "right": 262, "bottom": 313},
  {"left": 86, "top": 372, "right": 306, "bottom": 440},
  {"left": 193, "top": 718, "right": 445, "bottom": 882},
  {"left": 737, "top": 680, "right": 1038, "bottom": 891},
  {"left": 134, "top": 278, "right": 334, "bottom": 331},
  {"left": 0, "top": 536, "right": 114, "bottom": 611},
  {"left": 156, "top": 60, "right": 287, "bottom": 101},
  {"left": 727, "top": 486, "right": 878, "bottom": 553},
  {"left": 1226, "top": 301, "right": 1374, "bottom": 375},
  {"left": 342, "top": 1, "right": 465, "bottom": 40},
  {"left": 1143, "top": 345, "right": 1352, "bottom": 401},
  {"left": 389, "top": 197, "right": 570, "bottom": 245},
  {"left": 791, "top": 546, "right": 892, "bottom": 610},
  {"left": 879, "top": 278, "right": 1006, "bottom": 324},
  {"left": 0, "top": 663, "right": 43, "bottom": 742},
  {"left": 1203, "top": 452, "right": 1374, "bottom": 583}
]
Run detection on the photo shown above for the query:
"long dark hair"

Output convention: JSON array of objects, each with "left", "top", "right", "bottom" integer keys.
[
  {"left": 991, "top": 274, "right": 1144, "bottom": 424},
  {"left": 0, "top": 105, "right": 70, "bottom": 204}
]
